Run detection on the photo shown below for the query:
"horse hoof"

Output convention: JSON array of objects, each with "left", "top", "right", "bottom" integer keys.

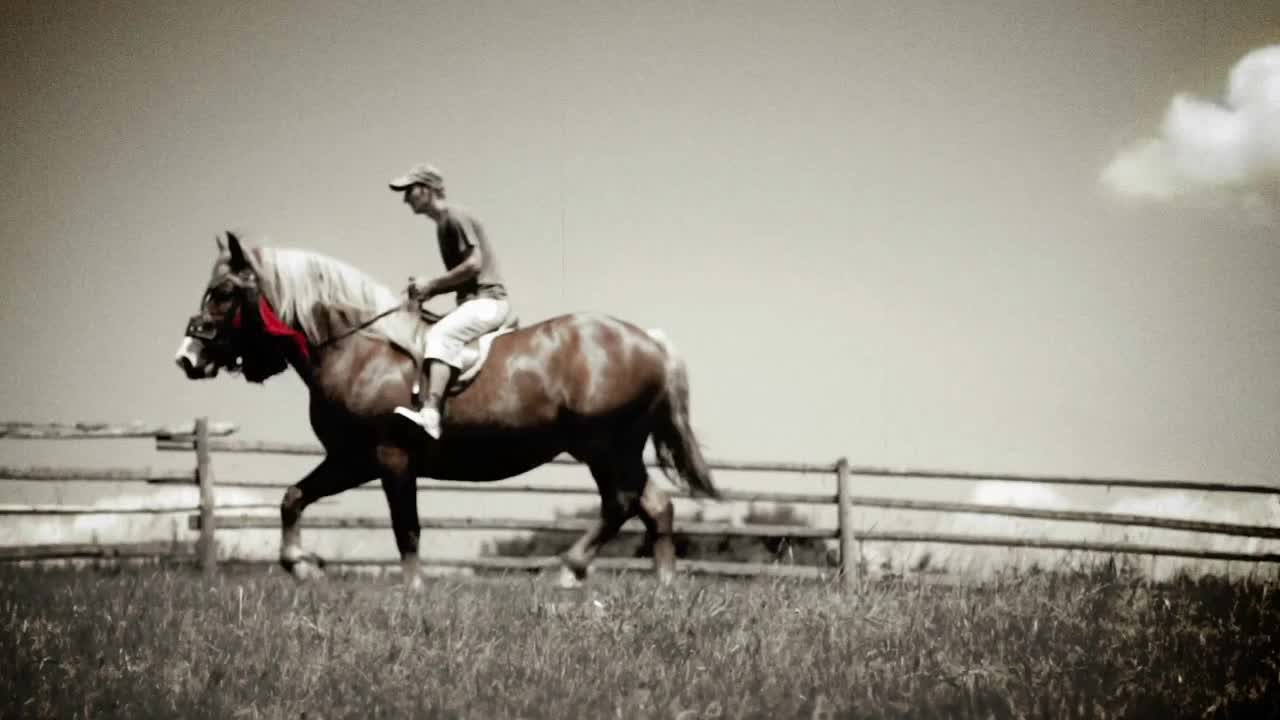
[
  {"left": 287, "top": 555, "right": 326, "bottom": 582},
  {"left": 295, "top": 561, "right": 326, "bottom": 582},
  {"left": 557, "top": 565, "right": 584, "bottom": 589}
]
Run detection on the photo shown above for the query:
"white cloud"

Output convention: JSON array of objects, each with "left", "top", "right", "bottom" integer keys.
[{"left": 1101, "top": 44, "right": 1280, "bottom": 223}]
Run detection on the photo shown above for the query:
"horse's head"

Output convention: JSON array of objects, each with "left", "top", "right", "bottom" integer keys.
[{"left": 174, "top": 231, "right": 266, "bottom": 380}]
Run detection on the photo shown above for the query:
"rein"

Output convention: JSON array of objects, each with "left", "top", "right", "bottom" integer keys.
[{"left": 312, "top": 300, "right": 443, "bottom": 350}]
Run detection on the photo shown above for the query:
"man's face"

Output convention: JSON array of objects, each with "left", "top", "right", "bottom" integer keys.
[{"left": 403, "top": 184, "right": 436, "bottom": 215}]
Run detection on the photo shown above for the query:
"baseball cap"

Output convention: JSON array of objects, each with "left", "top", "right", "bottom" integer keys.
[{"left": 388, "top": 163, "right": 444, "bottom": 191}]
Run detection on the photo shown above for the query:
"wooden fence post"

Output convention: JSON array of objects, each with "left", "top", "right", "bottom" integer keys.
[
  {"left": 836, "top": 457, "right": 858, "bottom": 592},
  {"left": 195, "top": 417, "right": 216, "bottom": 577}
]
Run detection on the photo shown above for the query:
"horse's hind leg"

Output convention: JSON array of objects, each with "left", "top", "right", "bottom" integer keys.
[
  {"left": 559, "top": 458, "right": 638, "bottom": 588},
  {"left": 636, "top": 468, "right": 676, "bottom": 585}
]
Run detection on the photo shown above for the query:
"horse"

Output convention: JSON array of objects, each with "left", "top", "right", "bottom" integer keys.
[{"left": 174, "top": 231, "right": 720, "bottom": 588}]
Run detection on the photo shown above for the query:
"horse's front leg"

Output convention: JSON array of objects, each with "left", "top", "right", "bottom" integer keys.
[
  {"left": 376, "top": 442, "right": 423, "bottom": 591},
  {"left": 280, "top": 455, "right": 369, "bottom": 581}
]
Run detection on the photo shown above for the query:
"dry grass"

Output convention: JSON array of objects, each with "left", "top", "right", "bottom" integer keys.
[{"left": 2, "top": 562, "right": 1277, "bottom": 719}]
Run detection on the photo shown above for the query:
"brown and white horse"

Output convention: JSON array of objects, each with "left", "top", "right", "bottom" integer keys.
[{"left": 174, "top": 232, "right": 719, "bottom": 587}]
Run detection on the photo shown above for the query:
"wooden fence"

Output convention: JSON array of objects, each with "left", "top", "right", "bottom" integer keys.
[
  {"left": 2, "top": 418, "right": 1280, "bottom": 590},
  {"left": 0, "top": 420, "right": 243, "bottom": 567}
]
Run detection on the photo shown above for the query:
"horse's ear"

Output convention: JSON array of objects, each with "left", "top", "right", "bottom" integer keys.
[
  {"left": 226, "top": 231, "right": 248, "bottom": 271},
  {"left": 215, "top": 234, "right": 226, "bottom": 253}
]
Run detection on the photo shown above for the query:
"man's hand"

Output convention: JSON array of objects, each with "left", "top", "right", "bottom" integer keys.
[{"left": 406, "top": 276, "right": 435, "bottom": 301}]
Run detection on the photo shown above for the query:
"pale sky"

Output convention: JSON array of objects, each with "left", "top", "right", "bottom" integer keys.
[{"left": 3, "top": 0, "right": 1279, "bottom": 505}]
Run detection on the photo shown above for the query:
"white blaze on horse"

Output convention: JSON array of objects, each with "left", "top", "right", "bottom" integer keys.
[{"left": 174, "top": 232, "right": 719, "bottom": 587}]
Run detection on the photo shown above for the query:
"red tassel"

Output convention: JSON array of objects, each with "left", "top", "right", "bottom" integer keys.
[
  {"left": 255, "top": 297, "right": 310, "bottom": 361},
  {"left": 227, "top": 298, "right": 309, "bottom": 361}
]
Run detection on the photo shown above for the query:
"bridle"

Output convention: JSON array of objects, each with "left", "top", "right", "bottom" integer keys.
[{"left": 183, "top": 267, "right": 260, "bottom": 371}]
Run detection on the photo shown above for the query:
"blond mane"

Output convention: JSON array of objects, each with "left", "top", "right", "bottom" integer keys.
[{"left": 252, "top": 247, "right": 416, "bottom": 349}]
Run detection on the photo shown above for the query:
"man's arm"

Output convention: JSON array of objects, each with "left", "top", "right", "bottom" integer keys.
[
  {"left": 413, "top": 217, "right": 485, "bottom": 298},
  {"left": 419, "top": 251, "right": 481, "bottom": 296}
]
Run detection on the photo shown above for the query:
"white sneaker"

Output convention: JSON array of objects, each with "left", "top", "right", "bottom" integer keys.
[{"left": 394, "top": 405, "right": 442, "bottom": 439}]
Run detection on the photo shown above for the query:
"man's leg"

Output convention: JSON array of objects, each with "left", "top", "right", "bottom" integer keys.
[
  {"left": 420, "top": 357, "right": 456, "bottom": 436},
  {"left": 396, "top": 357, "right": 456, "bottom": 439},
  {"left": 394, "top": 298, "right": 508, "bottom": 438},
  {"left": 395, "top": 308, "right": 473, "bottom": 439}
]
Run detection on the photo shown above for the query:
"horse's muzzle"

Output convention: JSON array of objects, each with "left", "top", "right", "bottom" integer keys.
[{"left": 175, "top": 337, "right": 218, "bottom": 379}]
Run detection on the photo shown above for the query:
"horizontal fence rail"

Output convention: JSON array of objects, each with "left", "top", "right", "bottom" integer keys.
[
  {"left": 217, "top": 554, "right": 833, "bottom": 580},
  {"left": 153, "top": 475, "right": 1280, "bottom": 541},
  {"left": 845, "top": 495, "right": 1280, "bottom": 540},
  {"left": 854, "top": 531, "right": 1280, "bottom": 565},
  {"left": 155, "top": 437, "right": 1280, "bottom": 496},
  {"left": 0, "top": 540, "right": 197, "bottom": 562},
  {"left": 0, "top": 465, "right": 195, "bottom": 483},
  {"left": 145, "top": 476, "right": 844, "bottom": 504},
  {"left": 154, "top": 438, "right": 841, "bottom": 474},
  {"left": 3, "top": 418, "right": 1279, "bottom": 587},
  {"left": 1, "top": 420, "right": 238, "bottom": 439},
  {"left": 0, "top": 503, "right": 281, "bottom": 515},
  {"left": 191, "top": 514, "right": 840, "bottom": 538},
  {"left": 843, "top": 465, "right": 1280, "bottom": 497},
  {"left": 188, "top": 495, "right": 1280, "bottom": 538}
]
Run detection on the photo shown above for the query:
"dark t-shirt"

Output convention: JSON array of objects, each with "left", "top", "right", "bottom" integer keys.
[{"left": 436, "top": 205, "right": 507, "bottom": 303}]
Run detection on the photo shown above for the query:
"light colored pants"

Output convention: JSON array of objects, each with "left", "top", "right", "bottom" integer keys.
[{"left": 424, "top": 297, "right": 510, "bottom": 369}]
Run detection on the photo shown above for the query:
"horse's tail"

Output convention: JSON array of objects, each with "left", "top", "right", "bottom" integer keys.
[{"left": 647, "top": 329, "right": 720, "bottom": 499}]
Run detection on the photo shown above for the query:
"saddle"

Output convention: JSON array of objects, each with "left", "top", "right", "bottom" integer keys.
[{"left": 384, "top": 303, "right": 520, "bottom": 395}]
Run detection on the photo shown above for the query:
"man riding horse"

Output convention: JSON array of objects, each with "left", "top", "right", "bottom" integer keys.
[
  {"left": 389, "top": 162, "right": 512, "bottom": 439},
  {"left": 174, "top": 170, "right": 719, "bottom": 589}
]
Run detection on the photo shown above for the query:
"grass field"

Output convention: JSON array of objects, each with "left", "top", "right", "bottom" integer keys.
[{"left": 2, "top": 562, "right": 1277, "bottom": 719}]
